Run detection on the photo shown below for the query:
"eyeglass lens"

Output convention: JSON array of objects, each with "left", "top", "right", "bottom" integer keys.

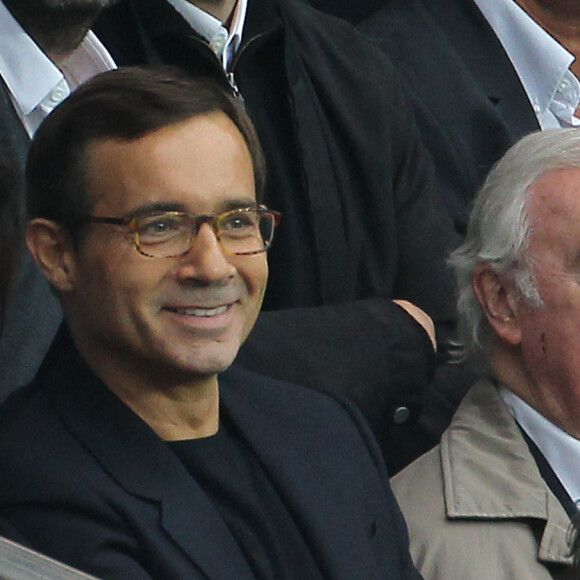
[{"left": 134, "top": 209, "right": 275, "bottom": 258}]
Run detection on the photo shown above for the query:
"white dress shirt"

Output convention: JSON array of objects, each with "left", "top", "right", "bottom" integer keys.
[
  {"left": 500, "top": 386, "right": 580, "bottom": 506},
  {"left": 165, "top": 0, "right": 247, "bottom": 71},
  {"left": 0, "top": 0, "right": 116, "bottom": 136},
  {"left": 474, "top": 0, "right": 580, "bottom": 129}
]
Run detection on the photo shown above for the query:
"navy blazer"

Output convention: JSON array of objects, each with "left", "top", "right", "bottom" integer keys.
[
  {"left": 0, "top": 333, "right": 421, "bottom": 580},
  {"left": 359, "top": 0, "right": 540, "bottom": 236}
]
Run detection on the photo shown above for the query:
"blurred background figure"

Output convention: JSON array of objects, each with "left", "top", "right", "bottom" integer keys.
[
  {"left": 0, "top": 153, "right": 22, "bottom": 330},
  {"left": 360, "top": 0, "right": 580, "bottom": 236},
  {"left": 0, "top": 150, "right": 24, "bottom": 546},
  {"left": 307, "top": 0, "right": 385, "bottom": 24},
  {"left": 0, "top": 0, "right": 119, "bottom": 398}
]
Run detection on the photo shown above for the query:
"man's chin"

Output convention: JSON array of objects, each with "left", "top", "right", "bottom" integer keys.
[{"left": 167, "top": 345, "right": 241, "bottom": 381}]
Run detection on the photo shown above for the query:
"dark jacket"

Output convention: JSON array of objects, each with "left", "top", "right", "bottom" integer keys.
[
  {"left": 0, "top": 332, "right": 422, "bottom": 580},
  {"left": 0, "top": 78, "right": 62, "bottom": 398},
  {"left": 95, "top": 0, "right": 464, "bottom": 473},
  {"left": 359, "top": 0, "right": 540, "bottom": 236}
]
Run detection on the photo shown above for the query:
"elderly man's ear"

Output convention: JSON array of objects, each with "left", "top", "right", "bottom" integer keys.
[
  {"left": 472, "top": 265, "right": 522, "bottom": 346},
  {"left": 26, "top": 219, "right": 77, "bottom": 292}
]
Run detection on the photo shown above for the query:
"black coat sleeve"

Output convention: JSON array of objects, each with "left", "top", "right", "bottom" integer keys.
[{"left": 236, "top": 298, "right": 436, "bottom": 473}]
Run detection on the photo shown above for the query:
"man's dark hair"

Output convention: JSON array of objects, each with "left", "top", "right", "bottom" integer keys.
[
  {"left": 26, "top": 66, "right": 266, "bottom": 227},
  {"left": 0, "top": 153, "right": 23, "bottom": 329}
]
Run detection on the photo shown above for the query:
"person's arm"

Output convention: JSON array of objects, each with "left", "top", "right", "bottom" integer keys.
[
  {"left": 394, "top": 299, "right": 436, "bottom": 350},
  {"left": 237, "top": 297, "right": 436, "bottom": 469}
]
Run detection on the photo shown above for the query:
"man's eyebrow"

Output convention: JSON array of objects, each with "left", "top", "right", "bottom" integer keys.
[
  {"left": 220, "top": 199, "right": 259, "bottom": 212},
  {"left": 125, "top": 202, "right": 188, "bottom": 218},
  {"left": 124, "top": 199, "right": 258, "bottom": 218}
]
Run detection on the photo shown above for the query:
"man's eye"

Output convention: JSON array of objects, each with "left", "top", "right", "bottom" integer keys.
[
  {"left": 221, "top": 213, "right": 256, "bottom": 231},
  {"left": 139, "top": 217, "right": 182, "bottom": 238}
]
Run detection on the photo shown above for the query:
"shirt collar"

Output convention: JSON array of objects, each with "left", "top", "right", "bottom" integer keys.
[
  {"left": 0, "top": 1, "right": 63, "bottom": 115},
  {"left": 0, "top": 1, "right": 116, "bottom": 135},
  {"left": 165, "top": 0, "right": 247, "bottom": 68},
  {"left": 473, "top": 0, "right": 577, "bottom": 125},
  {"left": 500, "top": 386, "right": 580, "bottom": 505}
]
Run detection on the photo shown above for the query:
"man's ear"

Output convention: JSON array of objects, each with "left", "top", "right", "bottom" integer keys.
[
  {"left": 472, "top": 264, "right": 522, "bottom": 346},
  {"left": 26, "top": 219, "right": 77, "bottom": 292}
]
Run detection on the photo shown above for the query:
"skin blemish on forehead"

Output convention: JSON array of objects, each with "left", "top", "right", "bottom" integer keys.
[{"left": 533, "top": 190, "right": 574, "bottom": 220}]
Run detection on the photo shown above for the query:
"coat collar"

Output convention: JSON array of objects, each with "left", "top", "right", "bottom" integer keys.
[
  {"left": 97, "top": 0, "right": 283, "bottom": 103},
  {"left": 441, "top": 379, "right": 572, "bottom": 565},
  {"left": 124, "top": 0, "right": 282, "bottom": 65}
]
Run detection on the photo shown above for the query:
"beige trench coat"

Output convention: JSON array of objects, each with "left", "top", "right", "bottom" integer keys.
[{"left": 393, "top": 379, "right": 574, "bottom": 579}]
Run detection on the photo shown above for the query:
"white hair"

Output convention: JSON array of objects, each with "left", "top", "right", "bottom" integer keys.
[{"left": 449, "top": 128, "right": 580, "bottom": 367}]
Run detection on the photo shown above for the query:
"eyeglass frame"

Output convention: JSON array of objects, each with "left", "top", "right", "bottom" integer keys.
[{"left": 75, "top": 206, "right": 281, "bottom": 258}]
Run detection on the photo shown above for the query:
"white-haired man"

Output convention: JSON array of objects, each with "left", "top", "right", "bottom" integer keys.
[{"left": 393, "top": 128, "right": 580, "bottom": 578}]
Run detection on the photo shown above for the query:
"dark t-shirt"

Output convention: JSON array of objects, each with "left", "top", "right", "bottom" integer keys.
[{"left": 167, "top": 411, "right": 325, "bottom": 580}]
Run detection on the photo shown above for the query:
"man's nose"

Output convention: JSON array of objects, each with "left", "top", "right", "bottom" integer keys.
[{"left": 175, "top": 222, "right": 236, "bottom": 283}]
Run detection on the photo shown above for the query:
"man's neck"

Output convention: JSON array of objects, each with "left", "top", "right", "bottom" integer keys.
[
  {"left": 74, "top": 340, "right": 221, "bottom": 441},
  {"left": 186, "top": 0, "right": 238, "bottom": 24},
  {"left": 491, "top": 346, "right": 580, "bottom": 439},
  {"left": 113, "top": 375, "right": 221, "bottom": 441},
  {"left": 2, "top": 1, "right": 100, "bottom": 64},
  {"left": 515, "top": 0, "right": 580, "bottom": 76}
]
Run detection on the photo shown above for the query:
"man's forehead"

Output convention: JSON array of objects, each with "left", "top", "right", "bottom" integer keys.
[
  {"left": 83, "top": 112, "right": 256, "bottom": 215},
  {"left": 528, "top": 167, "right": 580, "bottom": 221},
  {"left": 523, "top": 168, "right": 580, "bottom": 261}
]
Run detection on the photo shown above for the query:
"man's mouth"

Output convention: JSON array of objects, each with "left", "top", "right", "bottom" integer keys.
[{"left": 167, "top": 305, "right": 230, "bottom": 317}]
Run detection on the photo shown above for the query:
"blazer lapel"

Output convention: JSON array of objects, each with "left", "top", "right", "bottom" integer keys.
[
  {"left": 220, "top": 366, "right": 382, "bottom": 579},
  {"left": 47, "top": 332, "right": 255, "bottom": 580}
]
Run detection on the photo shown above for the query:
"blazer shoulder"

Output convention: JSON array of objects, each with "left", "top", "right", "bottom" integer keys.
[
  {"left": 0, "top": 381, "right": 88, "bottom": 501},
  {"left": 0, "top": 381, "right": 55, "bottom": 436},
  {"left": 222, "top": 364, "right": 370, "bottom": 426},
  {"left": 222, "top": 364, "right": 384, "bottom": 464}
]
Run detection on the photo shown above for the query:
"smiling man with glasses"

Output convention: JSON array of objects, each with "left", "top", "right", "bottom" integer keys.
[{"left": 0, "top": 66, "right": 421, "bottom": 580}]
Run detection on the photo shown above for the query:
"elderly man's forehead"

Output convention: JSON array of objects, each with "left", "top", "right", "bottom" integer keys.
[{"left": 527, "top": 167, "right": 580, "bottom": 223}]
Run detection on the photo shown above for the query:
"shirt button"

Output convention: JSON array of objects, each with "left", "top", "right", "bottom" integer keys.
[
  {"left": 49, "top": 84, "right": 69, "bottom": 104},
  {"left": 533, "top": 103, "right": 541, "bottom": 115},
  {"left": 560, "top": 78, "right": 571, "bottom": 92},
  {"left": 392, "top": 406, "right": 410, "bottom": 424}
]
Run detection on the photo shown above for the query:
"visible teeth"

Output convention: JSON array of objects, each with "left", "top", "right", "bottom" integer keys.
[{"left": 174, "top": 305, "right": 228, "bottom": 317}]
